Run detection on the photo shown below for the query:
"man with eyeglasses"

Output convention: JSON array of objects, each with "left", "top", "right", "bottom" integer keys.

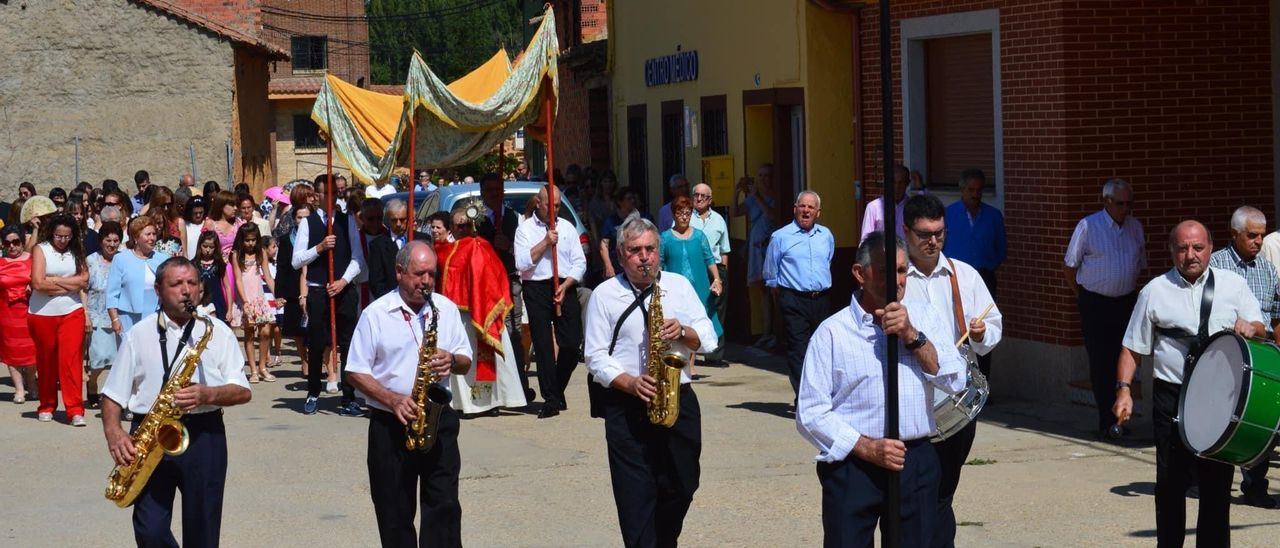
[
  {"left": 1064, "top": 178, "right": 1145, "bottom": 441},
  {"left": 902, "top": 194, "right": 1002, "bottom": 547},
  {"left": 763, "top": 190, "right": 835, "bottom": 401},
  {"left": 656, "top": 174, "right": 691, "bottom": 233},
  {"left": 690, "top": 183, "right": 731, "bottom": 365}
]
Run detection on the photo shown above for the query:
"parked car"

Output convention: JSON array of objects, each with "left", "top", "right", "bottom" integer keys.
[{"left": 379, "top": 181, "right": 590, "bottom": 254}]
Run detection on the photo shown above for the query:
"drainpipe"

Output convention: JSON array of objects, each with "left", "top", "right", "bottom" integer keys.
[{"left": 851, "top": 10, "right": 864, "bottom": 235}]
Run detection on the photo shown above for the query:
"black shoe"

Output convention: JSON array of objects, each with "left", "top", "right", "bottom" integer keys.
[
  {"left": 524, "top": 388, "right": 536, "bottom": 402},
  {"left": 1243, "top": 492, "right": 1279, "bottom": 509},
  {"left": 537, "top": 405, "right": 560, "bottom": 419},
  {"left": 558, "top": 400, "right": 568, "bottom": 411},
  {"left": 86, "top": 394, "right": 101, "bottom": 409},
  {"left": 337, "top": 401, "right": 366, "bottom": 417}
]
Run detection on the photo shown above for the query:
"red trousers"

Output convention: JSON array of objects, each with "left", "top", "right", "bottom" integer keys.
[{"left": 30, "top": 307, "right": 86, "bottom": 417}]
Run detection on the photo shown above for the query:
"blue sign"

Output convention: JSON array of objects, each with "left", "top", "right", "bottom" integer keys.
[{"left": 644, "top": 50, "right": 699, "bottom": 87}]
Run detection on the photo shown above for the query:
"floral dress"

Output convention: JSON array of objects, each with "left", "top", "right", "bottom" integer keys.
[
  {"left": 86, "top": 253, "right": 117, "bottom": 369},
  {"left": 238, "top": 256, "right": 273, "bottom": 325}
]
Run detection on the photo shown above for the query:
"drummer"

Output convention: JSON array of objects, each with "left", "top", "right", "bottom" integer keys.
[
  {"left": 901, "top": 194, "right": 1002, "bottom": 547},
  {"left": 1208, "top": 206, "right": 1280, "bottom": 509},
  {"left": 1113, "top": 220, "right": 1264, "bottom": 547}
]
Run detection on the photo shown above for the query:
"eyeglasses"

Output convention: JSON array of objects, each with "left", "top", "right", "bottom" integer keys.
[
  {"left": 1107, "top": 198, "right": 1132, "bottom": 207},
  {"left": 693, "top": 193, "right": 712, "bottom": 199},
  {"left": 104, "top": 200, "right": 120, "bottom": 206},
  {"left": 909, "top": 227, "right": 946, "bottom": 241},
  {"left": 674, "top": 211, "right": 693, "bottom": 219},
  {"left": 3, "top": 239, "right": 21, "bottom": 246},
  {"left": 52, "top": 234, "right": 72, "bottom": 242}
]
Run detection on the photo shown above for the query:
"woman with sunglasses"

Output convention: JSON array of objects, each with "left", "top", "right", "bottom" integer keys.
[
  {"left": 29, "top": 214, "right": 89, "bottom": 425},
  {"left": 0, "top": 226, "right": 36, "bottom": 404}
]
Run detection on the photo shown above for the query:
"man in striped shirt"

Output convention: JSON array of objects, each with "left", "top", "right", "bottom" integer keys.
[
  {"left": 1208, "top": 205, "right": 1280, "bottom": 509},
  {"left": 1063, "top": 178, "right": 1145, "bottom": 441}
]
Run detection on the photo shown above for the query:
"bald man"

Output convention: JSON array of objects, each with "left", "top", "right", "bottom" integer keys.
[{"left": 1113, "top": 220, "right": 1265, "bottom": 547}]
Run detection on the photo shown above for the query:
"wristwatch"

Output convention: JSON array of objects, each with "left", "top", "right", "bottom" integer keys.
[
  {"left": 904, "top": 330, "right": 928, "bottom": 350},
  {"left": 1115, "top": 380, "right": 1131, "bottom": 391},
  {"left": 679, "top": 326, "right": 686, "bottom": 339}
]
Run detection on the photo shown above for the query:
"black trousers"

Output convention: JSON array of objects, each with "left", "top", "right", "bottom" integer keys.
[
  {"left": 1241, "top": 454, "right": 1272, "bottom": 498},
  {"left": 779, "top": 288, "right": 832, "bottom": 396},
  {"left": 522, "top": 279, "right": 583, "bottom": 409},
  {"left": 367, "top": 408, "right": 462, "bottom": 548},
  {"left": 1153, "top": 379, "right": 1232, "bottom": 547},
  {"left": 305, "top": 287, "right": 359, "bottom": 401},
  {"left": 1077, "top": 289, "right": 1137, "bottom": 432},
  {"left": 603, "top": 384, "right": 701, "bottom": 548},
  {"left": 931, "top": 421, "right": 977, "bottom": 548},
  {"left": 131, "top": 412, "right": 228, "bottom": 548},
  {"left": 975, "top": 268, "right": 998, "bottom": 379},
  {"left": 818, "top": 438, "right": 940, "bottom": 548}
]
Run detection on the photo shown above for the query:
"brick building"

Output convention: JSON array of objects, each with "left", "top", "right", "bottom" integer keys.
[
  {"left": 612, "top": 0, "right": 1278, "bottom": 403},
  {"left": 541, "top": 0, "right": 611, "bottom": 173},
  {"left": 0, "top": 0, "right": 285, "bottom": 195}
]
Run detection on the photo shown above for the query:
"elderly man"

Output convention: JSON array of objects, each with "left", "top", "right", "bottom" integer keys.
[
  {"left": 764, "top": 190, "right": 835, "bottom": 399},
  {"left": 584, "top": 216, "right": 716, "bottom": 547},
  {"left": 797, "top": 231, "right": 967, "bottom": 547},
  {"left": 367, "top": 199, "right": 430, "bottom": 299},
  {"left": 942, "top": 169, "right": 1005, "bottom": 383},
  {"left": 514, "top": 185, "right": 588, "bottom": 418},
  {"left": 1064, "top": 178, "right": 1145, "bottom": 441},
  {"left": 690, "top": 183, "right": 731, "bottom": 365},
  {"left": 902, "top": 194, "right": 1003, "bottom": 547},
  {"left": 1114, "top": 220, "right": 1265, "bottom": 547},
  {"left": 178, "top": 173, "right": 196, "bottom": 192},
  {"left": 657, "top": 174, "right": 692, "bottom": 233},
  {"left": 1207, "top": 206, "right": 1280, "bottom": 509}
]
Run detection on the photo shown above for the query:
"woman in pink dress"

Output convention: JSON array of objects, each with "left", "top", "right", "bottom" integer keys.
[
  {"left": 0, "top": 226, "right": 36, "bottom": 403},
  {"left": 204, "top": 191, "right": 243, "bottom": 326}
]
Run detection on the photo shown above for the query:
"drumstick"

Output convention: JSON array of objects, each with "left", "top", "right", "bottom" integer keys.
[{"left": 955, "top": 303, "right": 996, "bottom": 348}]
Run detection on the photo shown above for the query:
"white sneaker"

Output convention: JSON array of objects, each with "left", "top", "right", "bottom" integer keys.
[
  {"left": 71, "top": 415, "right": 87, "bottom": 427},
  {"left": 325, "top": 381, "right": 339, "bottom": 394},
  {"left": 37, "top": 412, "right": 53, "bottom": 422}
]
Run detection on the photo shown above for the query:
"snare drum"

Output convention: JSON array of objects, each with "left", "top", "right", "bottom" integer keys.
[
  {"left": 932, "top": 361, "right": 989, "bottom": 442},
  {"left": 1179, "top": 332, "right": 1280, "bottom": 466}
]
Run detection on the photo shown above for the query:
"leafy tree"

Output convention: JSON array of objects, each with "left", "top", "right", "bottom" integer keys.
[{"left": 368, "top": 0, "right": 525, "bottom": 85}]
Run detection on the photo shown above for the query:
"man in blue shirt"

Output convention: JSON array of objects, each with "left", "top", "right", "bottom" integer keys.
[
  {"left": 942, "top": 168, "right": 1006, "bottom": 379},
  {"left": 764, "top": 190, "right": 835, "bottom": 400}
]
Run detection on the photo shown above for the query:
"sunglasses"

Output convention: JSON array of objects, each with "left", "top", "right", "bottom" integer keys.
[{"left": 3, "top": 239, "right": 21, "bottom": 246}]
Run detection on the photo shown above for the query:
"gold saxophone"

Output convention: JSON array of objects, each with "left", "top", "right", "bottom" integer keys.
[
  {"left": 406, "top": 289, "right": 452, "bottom": 452},
  {"left": 105, "top": 305, "right": 214, "bottom": 508},
  {"left": 643, "top": 266, "right": 688, "bottom": 428}
]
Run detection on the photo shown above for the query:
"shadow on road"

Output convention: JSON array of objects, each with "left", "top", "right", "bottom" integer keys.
[
  {"left": 1128, "top": 520, "right": 1280, "bottom": 538},
  {"left": 726, "top": 401, "right": 792, "bottom": 420},
  {"left": 1110, "top": 481, "right": 1155, "bottom": 498}
]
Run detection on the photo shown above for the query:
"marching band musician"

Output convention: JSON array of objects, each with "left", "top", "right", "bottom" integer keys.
[
  {"left": 100, "top": 256, "right": 251, "bottom": 547},
  {"left": 901, "top": 194, "right": 1003, "bottom": 548},
  {"left": 1113, "top": 220, "right": 1264, "bottom": 547},
  {"left": 345, "top": 241, "right": 473, "bottom": 548},
  {"left": 583, "top": 216, "right": 717, "bottom": 548},
  {"left": 796, "top": 231, "right": 966, "bottom": 547}
]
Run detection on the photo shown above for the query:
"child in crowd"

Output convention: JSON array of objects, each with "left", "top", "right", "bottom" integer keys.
[
  {"left": 262, "top": 236, "right": 283, "bottom": 368},
  {"left": 232, "top": 223, "right": 275, "bottom": 383},
  {"left": 194, "top": 231, "right": 229, "bottom": 321}
]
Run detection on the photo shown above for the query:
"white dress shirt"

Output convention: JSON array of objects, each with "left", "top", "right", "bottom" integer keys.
[
  {"left": 905, "top": 253, "right": 1003, "bottom": 357},
  {"left": 1063, "top": 210, "right": 1146, "bottom": 297},
  {"left": 291, "top": 213, "right": 364, "bottom": 285},
  {"left": 101, "top": 312, "right": 249, "bottom": 415},
  {"left": 584, "top": 272, "right": 718, "bottom": 389},
  {"left": 366, "top": 184, "right": 396, "bottom": 200},
  {"left": 345, "top": 290, "right": 473, "bottom": 412},
  {"left": 796, "top": 294, "right": 967, "bottom": 462},
  {"left": 513, "top": 215, "right": 587, "bottom": 282},
  {"left": 1123, "top": 267, "right": 1264, "bottom": 384}
]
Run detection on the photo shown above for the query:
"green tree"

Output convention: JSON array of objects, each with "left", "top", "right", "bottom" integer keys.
[{"left": 368, "top": 0, "right": 525, "bottom": 85}]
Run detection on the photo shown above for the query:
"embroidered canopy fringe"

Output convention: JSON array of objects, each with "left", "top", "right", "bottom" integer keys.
[{"left": 310, "top": 5, "right": 560, "bottom": 185}]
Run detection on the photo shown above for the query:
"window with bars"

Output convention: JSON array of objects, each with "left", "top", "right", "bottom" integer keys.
[
  {"left": 660, "top": 100, "right": 684, "bottom": 194},
  {"left": 700, "top": 95, "right": 727, "bottom": 157},
  {"left": 291, "top": 36, "right": 327, "bottom": 72},
  {"left": 293, "top": 114, "right": 323, "bottom": 149}
]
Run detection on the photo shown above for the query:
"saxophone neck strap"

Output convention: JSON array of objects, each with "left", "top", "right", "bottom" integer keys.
[
  {"left": 157, "top": 313, "right": 199, "bottom": 385},
  {"left": 609, "top": 275, "right": 655, "bottom": 355}
]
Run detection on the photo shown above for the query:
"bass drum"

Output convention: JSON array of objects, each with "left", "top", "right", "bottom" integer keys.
[
  {"left": 1179, "top": 332, "right": 1280, "bottom": 466},
  {"left": 932, "top": 361, "right": 989, "bottom": 442}
]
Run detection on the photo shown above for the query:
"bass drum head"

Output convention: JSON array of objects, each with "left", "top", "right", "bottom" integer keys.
[{"left": 1180, "top": 333, "right": 1246, "bottom": 454}]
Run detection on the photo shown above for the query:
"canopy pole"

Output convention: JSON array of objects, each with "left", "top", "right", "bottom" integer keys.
[
  {"left": 544, "top": 90, "right": 560, "bottom": 317},
  {"left": 326, "top": 137, "right": 338, "bottom": 362},
  {"left": 879, "top": 0, "right": 901, "bottom": 545},
  {"left": 499, "top": 142, "right": 506, "bottom": 180},
  {"left": 408, "top": 117, "right": 418, "bottom": 237}
]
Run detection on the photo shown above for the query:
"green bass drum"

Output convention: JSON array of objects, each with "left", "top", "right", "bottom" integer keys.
[{"left": 1179, "top": 332, "right": 1280, "bottom": 466}]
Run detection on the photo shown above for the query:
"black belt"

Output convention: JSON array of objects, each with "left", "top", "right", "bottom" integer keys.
[
  {"left": 522, "top": 278, "right": 570, "bottom": 286},
  {"left": 132, "top": 409, "right": 224, "bottom": 428},
  {"left": 782, "top": 287, "right": 829, "bottom": 298}
]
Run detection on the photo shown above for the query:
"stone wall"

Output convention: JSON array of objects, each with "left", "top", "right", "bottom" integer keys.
[{"left": 0, "top": 0, "right": 236, "bottom": 195}]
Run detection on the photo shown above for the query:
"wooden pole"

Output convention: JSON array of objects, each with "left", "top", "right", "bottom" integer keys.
[
  {"left": 879, "top": 0, "right": 901, "bottom": 546},
  {"left": 544, "top": 89, "right": 560, "bottom": 317},
  {"left": 408, "top": 116, "right": 418, "bottom": 237},
  {"left": 326, "top": 138, "right": 337, "bottom": 360}
]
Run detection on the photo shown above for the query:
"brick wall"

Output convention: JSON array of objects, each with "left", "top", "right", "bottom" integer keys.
[
  {"left": 171, "top": 0, "right": 262, "bottom": 38},
  {"left": 550, "top": 0, "right": 608, "bottom": 172},
  {"left": 261, "top": 0, "right": 369, "bottom": 83},
  {"left": 860, "top": 0, "right": 1274, "bottom": 346}
]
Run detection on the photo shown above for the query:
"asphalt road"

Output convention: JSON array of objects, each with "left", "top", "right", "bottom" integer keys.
[{"left": 3, "top": 344, "right": 1280, "bottom": 546}]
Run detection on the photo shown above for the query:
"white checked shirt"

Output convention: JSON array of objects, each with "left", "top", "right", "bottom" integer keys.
[
  {"left": 1123, "top": 267, "right": 1263, "bottom": 384},
  {"left": 584, "top": 272, "right": 718, "bottom": 388},
  {"left": 1064, "top": 209, "right": 1146, "bottom": 297},
  {"left": 905, "top": 253, "right": 1003, "bottom": 357},
  {"left": 102, "top": 312, "right": 249, "bottom": 415},
  {"left": 513, "top": 215, "right": 587, "bottom": 282},
  {"left": 345, "top": 290, "right": 473, "bottom": 412},
  {"left": 690, "top": 208, "right": 731, "bottom": 259},
  {"left": 796, "top": 294, "right": 967, "bottom": 462}
]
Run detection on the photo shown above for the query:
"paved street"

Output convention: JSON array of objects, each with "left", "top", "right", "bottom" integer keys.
[{"left": 4, "top": 344, "right": 1280, "bottom": 547}]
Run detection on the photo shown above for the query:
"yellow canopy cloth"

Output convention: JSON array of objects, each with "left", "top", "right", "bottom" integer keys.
[{"left": 311, "top": 6, "right": 559, "bottom": 185}]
